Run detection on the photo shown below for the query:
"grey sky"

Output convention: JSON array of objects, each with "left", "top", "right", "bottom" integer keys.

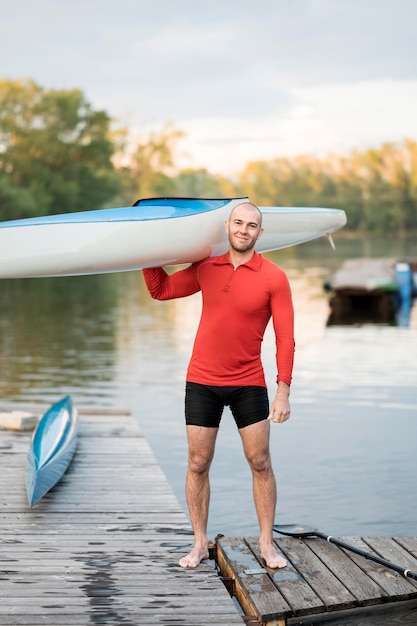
[{"left": 1, "top": 0, "right": 416, "bottom": 173}]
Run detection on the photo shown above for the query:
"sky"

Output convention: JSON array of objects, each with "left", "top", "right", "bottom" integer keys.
[{"left": 1, "top": 0, "right": 417, "bottom": 175}]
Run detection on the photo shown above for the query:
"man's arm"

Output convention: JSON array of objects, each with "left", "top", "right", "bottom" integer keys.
[
  {"left": 268, "top": 268, "right": 295, "bottom": 423},
  {"left": 142, "top": 264, "right": 201, "bottom": 300}
]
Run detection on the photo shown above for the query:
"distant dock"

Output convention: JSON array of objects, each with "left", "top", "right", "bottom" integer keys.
[
  {"left": 0, "top": 408, "right": 242, "bottom": 625},
  {"left": 324, "top": 257, "right": 417, "bottom": 325}
]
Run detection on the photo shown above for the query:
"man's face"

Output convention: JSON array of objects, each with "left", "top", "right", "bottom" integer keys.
[{"left": 225, "top": 204, "right": 263, "bottom": 253}]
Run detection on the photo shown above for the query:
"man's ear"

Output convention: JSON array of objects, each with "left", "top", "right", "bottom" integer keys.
[{"left": 257, "top": 227, "right": 264, "bottom": 240}]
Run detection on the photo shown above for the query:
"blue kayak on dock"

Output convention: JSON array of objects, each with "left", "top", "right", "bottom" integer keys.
[{"left": 25, "top": 396, "right": 79, "bottom": 506}]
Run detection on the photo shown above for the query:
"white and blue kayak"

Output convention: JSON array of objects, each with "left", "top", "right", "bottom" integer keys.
[
  {"left": 25, "top": 396, "right": 78, "bottom": 506},
  {"left": 0, "top": 197, "right": 347, "bottom": 279}
]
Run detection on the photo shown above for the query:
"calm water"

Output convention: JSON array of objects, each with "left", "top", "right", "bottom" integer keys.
[{"left": 1, "top": 236, "right": 416, "bottom": 539}]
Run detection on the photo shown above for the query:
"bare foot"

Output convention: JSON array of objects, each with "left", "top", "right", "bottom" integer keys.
[
  {"left": 178, "top": 545, "right": 209, "bottom": 568},
  {"left": 260, "top": 544, "right": 287, "bottom": 569}
]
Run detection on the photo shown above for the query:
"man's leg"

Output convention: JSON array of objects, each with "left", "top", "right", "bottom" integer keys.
[
  {"left": 239, "top": 419, "right": 287, "bottom": 568},
  {"left": 178, "top": 424, "right": 218, "bottom": 568}
]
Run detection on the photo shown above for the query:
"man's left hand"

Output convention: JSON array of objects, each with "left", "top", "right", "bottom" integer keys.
[{"left": 268, "top": 384, "right": 291, "bottom": 423}]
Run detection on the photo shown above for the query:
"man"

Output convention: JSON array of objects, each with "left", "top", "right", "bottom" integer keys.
[{"left": 142, "top": 201, "right": 295, "bottom": 569}]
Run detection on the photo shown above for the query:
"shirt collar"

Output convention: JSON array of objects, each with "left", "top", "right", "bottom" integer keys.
[{"left": 214, "top": 250, "right": 263, "bottom": 271}]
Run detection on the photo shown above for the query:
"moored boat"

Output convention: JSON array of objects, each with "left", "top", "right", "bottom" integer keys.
[
  {"left": 324, "top": 257, "right": 416, "bottom": 325},
  {"left": 25, "top": 396, "right": 78, "bottom": 506}
]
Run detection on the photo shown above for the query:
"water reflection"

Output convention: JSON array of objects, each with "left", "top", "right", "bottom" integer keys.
[
  {"left": 0, "top": 275, "right": 120, "bottom": 402},
  {"left": 1, "top": 235, "right": 416, "bottom": 539}
]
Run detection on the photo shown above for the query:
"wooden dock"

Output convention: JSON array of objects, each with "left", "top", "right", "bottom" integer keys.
[
  {"left": 0, "top": 409, "right": 243, "bottom": 626},
  {"left": 215, "top": 535, "right": 417, "bottom": 625},
  {"left": 3, "top": 408, "right": 417, "bottom": 626}
]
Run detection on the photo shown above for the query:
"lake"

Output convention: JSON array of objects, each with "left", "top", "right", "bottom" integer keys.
[{"left": 1, "top": 235, "right": 416, "bottom": 540}]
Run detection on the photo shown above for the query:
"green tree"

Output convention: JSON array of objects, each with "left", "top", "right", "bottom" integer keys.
[
  {"left": 121, "top": 124, "right": 238, "bottom": 203},
  {"left": 0, "top": 79, "right": 121, "bottom": 220},
  {"left": 237, "top": 140, "right": 417, "bottom": 235},
  {"left": 0, "top": 174, "right": 36, "bottom": 220},
  {"left": 122, "top": 124, "right": 183, "bottom": 202},
  {"left": 173, "top": 168, "right": 237, "bottom": 198}
]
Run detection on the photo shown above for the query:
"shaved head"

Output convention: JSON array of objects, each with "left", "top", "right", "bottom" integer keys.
[{"left": 229, "top": 202, "right": 262, "bottom": 227}]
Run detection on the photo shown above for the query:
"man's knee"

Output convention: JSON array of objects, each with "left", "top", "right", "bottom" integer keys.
[
  {"left": 246, "top": 450, "right": 272, "bottom": 474},
  {"left": 188, "top": 452, "right": 213, "bottom": 475}
]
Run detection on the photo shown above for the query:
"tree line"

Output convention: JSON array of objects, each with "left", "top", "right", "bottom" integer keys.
[{"left": 1, "top": 79, "right": 416, "bottom": 235}]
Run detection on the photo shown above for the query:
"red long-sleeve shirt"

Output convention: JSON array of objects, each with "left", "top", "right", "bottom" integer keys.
[{"left": 143, "top": 251, "right": 295, "bottom": 387}]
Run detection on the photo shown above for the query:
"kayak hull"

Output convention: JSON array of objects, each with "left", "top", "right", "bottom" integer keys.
[
  {"left": 25, "top": 396, "right": 78, "bottom": 506},
  {"left": 0, "top": 197, "right": 347, "bottom": 279}
]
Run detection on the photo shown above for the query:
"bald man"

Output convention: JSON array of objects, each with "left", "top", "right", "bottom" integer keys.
[{"left": 143, "top": 202, "right": 295, "bottom": 569}]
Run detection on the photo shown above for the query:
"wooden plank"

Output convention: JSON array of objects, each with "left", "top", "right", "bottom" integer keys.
[
  {"left": 273, "top": 536, "right": 356, "bottom": 611},
  {"left": 395, "top": 536, "right": 417, "bottom": 560},
  {"left": 0, "top": 610, "right": 239, "bottom": 624},
  {"left": 363, "top": 536, "right": 417, "bottom": 589},
  {"left": 0, "top": 513, "right": 190, "bottom": 528},
  {"left": 279, "top": 536, "right": 417, "bottom": 624},
  {"left": 246, "top": 537, "right": 326, "bottom": 618},
  {"left": 0, "top": 412, "right": 242, "bottom": 626},
  {"left": 216, "top": 535, "right": 291, "bottom": 625},
  {"left": 339, "top": 536, "right": 417, "bottom": 597},
  {"left": 300, "top": 537, "right": 388, "bottom": 604},
  {"left": 287, "top": 598, "right": 417, "bottom": 625}
]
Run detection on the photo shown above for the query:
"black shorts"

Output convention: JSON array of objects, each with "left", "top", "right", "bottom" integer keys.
[{"left": 185, "top": 382, "right": 269, "bottom": 429}]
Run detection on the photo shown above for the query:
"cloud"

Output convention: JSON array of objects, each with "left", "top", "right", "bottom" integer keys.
[
  {"left": 291, "top": 79, "right": 417, "bottom": 148},
  {"left": 176, "top": 79, "right": 417, "bottom": 173},
  {"left": 1, "top": 0, "right": 417, "bottom": 173}
]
